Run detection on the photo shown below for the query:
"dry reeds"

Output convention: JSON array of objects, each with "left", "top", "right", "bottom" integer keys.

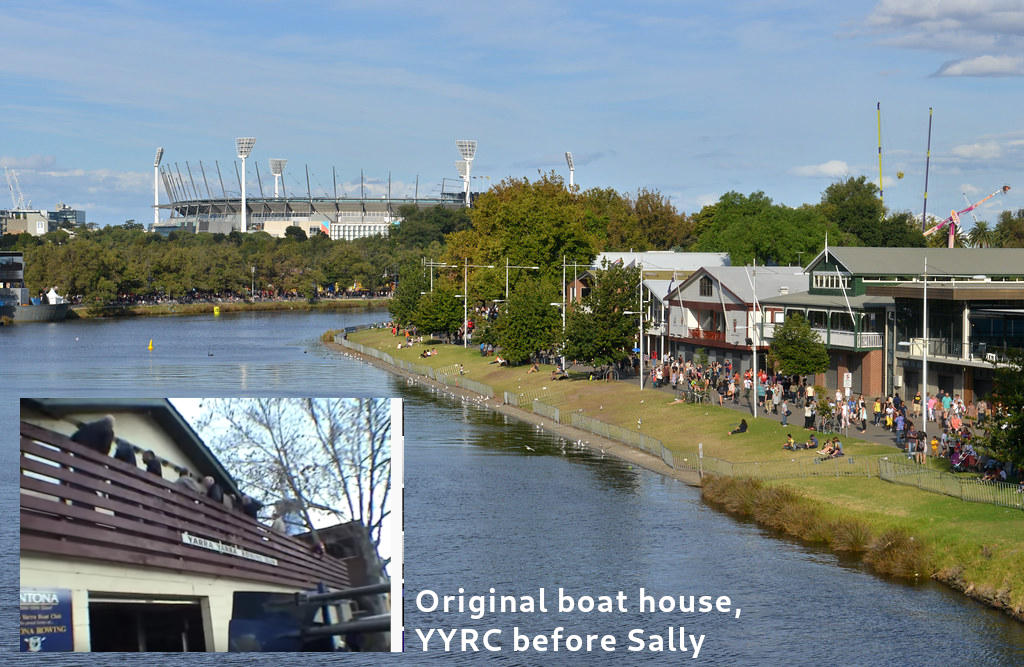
[{"left": 702, "top": 476, "right": 930, "bottom": 579}]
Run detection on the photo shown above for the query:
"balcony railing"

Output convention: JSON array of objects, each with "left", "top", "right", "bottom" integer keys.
[
  {"left": 687, "top": 328, "right": 725, "bottom": 342},
  {"left": 761, "top": 323, "right": 882, "bottom": 349},
  {"left": 20, "top": 421, "right": 350, "bottom": 590}
]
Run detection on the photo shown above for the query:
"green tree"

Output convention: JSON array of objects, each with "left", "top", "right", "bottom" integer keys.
[
  {"left": 412, "top": 287, "right": 463, "bottom": 339},
  {"left": 968, "top": 221, "right": 997, "bottom": 248},
  {"left": 995, "top": 209, "right": 1024, "bottom": 248},
  {"left": 284, "top": 225, "right": 308, "bottom": 241},
  {"left": 444, "top": 172, "right": 595, "bottom": 290},
  {"left": 767, "top": 312, "right": 829, "bottom": 376},
  {"left": 820, "top": 176, "right": 885, "bottom": 246},
  {"left": 494, "top": 277, "right": 561, "bottom": 364},
  {"left": 881, "top": 211, "right": 927, "bottom": 247},
  {"left": 391, "top": 204, "right": 470, "bottom": 249},
  {"left": 563, "top": 261, "right": 640, "bottom": 369},
  {"left": 632, "top": 188, "right": 693, "bottom": 249},
  {"left": 982, "top": 349, "right": 1024, "bottom": 469},
  {"left": 692, "top": 191, "right": 828, "bottom": 265},
  {"left": 389, "top": 261, "right": 429, "bottom": 327}
]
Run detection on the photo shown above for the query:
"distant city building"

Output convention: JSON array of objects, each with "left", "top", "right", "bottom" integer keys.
[{"left": 0, "top": 203, "right": 86, "bottom": 236}]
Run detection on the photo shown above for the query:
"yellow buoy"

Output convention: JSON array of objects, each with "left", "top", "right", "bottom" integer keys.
[
  {"left": 214, "top": 306, "right": 221, "bottom": 316},
  {"left": 147, "top": 339, "right": 153, "bottom": 351}
]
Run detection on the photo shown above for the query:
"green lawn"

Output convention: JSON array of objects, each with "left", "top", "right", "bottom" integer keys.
[{"left": 348, "top": 328, "right": 1024, "bottom": 617}]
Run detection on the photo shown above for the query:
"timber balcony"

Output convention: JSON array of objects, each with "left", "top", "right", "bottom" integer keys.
[
  {"left": 687, "top": 327, "right": 726, "bottom": 342},
  {"left": 20, "top": 421, "right": 351, "bottom": 591}
]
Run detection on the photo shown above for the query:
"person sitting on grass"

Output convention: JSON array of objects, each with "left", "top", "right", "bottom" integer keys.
[
  {"left": 727, "top": 419, "right": 748, "bottom": 436},
  {"left": 782, "top": 434, "right": 796, "bottom": 450},
  {"left": 528, "top": 362, "right": 539, "bottom": 374},
  {"left": 807, "top": 433, "right": 819, "bottom": 449},
  {"left": 819, "top": 439, "right": 836, "bottom": 457}
]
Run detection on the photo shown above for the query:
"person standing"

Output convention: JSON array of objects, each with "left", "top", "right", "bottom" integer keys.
[{"left": 781, "top": 398, "right": 790, "bottom": 427}]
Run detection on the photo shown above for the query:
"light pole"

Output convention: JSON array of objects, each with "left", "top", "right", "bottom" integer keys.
[
  {"left": 153, "top": 147, "right": 163, "bottom": 227},
  {"left": 423, "top": 259, "right": 449, "bottom": 292},
  {"left": 462, "top": 258, "right": 494, "bottom": 348},
  {"left": 505, "top": 258, "right": 540, "bottom": 301},
  {"left": 235, "top": 137, "right": 255, "bottom": 233},
  {"left": 922, "top": 257, "right": 928, "bottom": 439},
  {"left": 270, "top": 158, "right": 287, "bottom": 198},
  {"left": 565, "top": 151, "right": 574, "bottom": 188},
  {"left": 625, "top": 310, "right": 645, "bottom": 390},
  {"left": 456, "top": 140, "right": 477, "bottom": 207},
  {"left": 251, "top": 265, "right": 255, "bottom": 298}
]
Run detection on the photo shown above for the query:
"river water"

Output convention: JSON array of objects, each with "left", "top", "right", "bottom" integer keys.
[{"left": 3, "top": 309, "right": 1024, "bottom": 663}]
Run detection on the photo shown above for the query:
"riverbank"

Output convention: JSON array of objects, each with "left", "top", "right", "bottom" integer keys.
[
  {"left": 339, "top": 327, "right": 1024, "bottom": 622},
  {"left": 69, "top": 298, "right": 388, "bottom": 320},
  {"left": 323, "top": 334, "right": 700, "bottom": 488}
]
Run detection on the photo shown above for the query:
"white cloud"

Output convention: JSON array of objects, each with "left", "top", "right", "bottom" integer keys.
[
  {"left": 0, "top": 155, "right": 56, "bottom": 169},
  {"left": 950, "top": 142, "right": 1002, "bottom": 160},
  {"left": 935, "top": 54, "right": 1024, "bottom": 76},
  {"left": 694, "top": 193, "right": 720, "bottom": 209},
  {"left": 790, "top": 160, "right": 849, "bottom": 178}
]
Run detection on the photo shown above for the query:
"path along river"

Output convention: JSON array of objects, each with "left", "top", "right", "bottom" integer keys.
[{"left": 2, "top": 309, "right": 1023, "bottom": 662}]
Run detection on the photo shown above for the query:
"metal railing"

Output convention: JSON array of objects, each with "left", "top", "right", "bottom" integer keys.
[
  {"left": 336, "top": 334, "right": 1019, "bottom": 510},
  {"left": 879, "top": 458, "right": 1023, "bottom": 510}
]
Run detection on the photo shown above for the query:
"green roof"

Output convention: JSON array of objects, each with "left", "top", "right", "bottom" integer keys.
[{"left": 808, "top": 247, "right": 1024, "bottom": 277}]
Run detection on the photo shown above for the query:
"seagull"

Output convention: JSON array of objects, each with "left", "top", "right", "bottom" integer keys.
[{"left": 524, "top": 445, "right": 535, "bottom": 452}]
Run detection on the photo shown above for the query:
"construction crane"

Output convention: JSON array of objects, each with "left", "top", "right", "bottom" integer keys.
[
  {"left": 923, "top": 185, "right": 1010, "bottom": 248},
  {"left": 4, "top": 166, "right": 27, "bottom": 210}
]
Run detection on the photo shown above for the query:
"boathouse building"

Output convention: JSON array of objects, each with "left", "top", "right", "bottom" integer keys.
[{"left": 19, "top": 398, "right": 356, "bottom": 652}]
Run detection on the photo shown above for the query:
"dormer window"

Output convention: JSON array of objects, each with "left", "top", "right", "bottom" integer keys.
[
  {"left": 699, "top": 276, "right": 713, "bottom": 297},
  {"left": 812, "top": 272, "right": 850, "bottom": 290}
]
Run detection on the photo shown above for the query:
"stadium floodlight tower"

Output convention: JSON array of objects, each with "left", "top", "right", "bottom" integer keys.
[
  {"left": 565, "top": 151, "right": 574, "bottom": 188},
  {"left": 235, "top": 137, "right": 256, "bottom": 233},
  {"left": 269, "top": 159, "right": 287, "bottom": 198},
  {"left": 153, "top": 147, "right": 164, "bottom": 226},
  {"left": 456, "top": 139, "right": 477, "bottom": 207}
]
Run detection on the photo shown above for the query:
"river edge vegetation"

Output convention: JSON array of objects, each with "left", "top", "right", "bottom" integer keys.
[
  {"left": 67, "top": 298, "right": 388, "bottom": 320},
  {"left": 345, "top": 326, "right": 1024, "bottom": 621}
]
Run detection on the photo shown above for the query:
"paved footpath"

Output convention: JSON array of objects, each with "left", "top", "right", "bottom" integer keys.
[{"left": 615, "top": 373, "right": 919, "bottom": 453}]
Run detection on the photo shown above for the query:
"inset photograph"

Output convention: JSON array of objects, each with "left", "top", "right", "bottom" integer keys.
[{"left": 19, "top": 397, "right": 400, "bottom": 652}]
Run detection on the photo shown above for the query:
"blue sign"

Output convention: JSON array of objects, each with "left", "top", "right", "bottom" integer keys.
[{"left": 20, "top": 588, "right": 73, "bottom": 652}]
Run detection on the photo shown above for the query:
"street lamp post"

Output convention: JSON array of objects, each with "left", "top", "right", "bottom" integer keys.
[
  {"left": 625, "top": 310, "right": 645, "bottom": 391},
  {"left": 423, "top": 259, "right": 449, "bottom": 292},
  {"left": 505, "top": 258, "right": 540, "bottom": 301},
  {"left": 251, "top": 265, "right": 255, "bottom": 298},
  {"left": 462, "top": 258, "right": 494, "bottom": 348},
  {"left": 235, "top": 137, "right": 256, "bottom": 233}
]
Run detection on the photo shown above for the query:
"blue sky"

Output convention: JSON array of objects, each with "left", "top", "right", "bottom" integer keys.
[{"left": 2, "top": 0, "right": 1022, "bottom": 227}]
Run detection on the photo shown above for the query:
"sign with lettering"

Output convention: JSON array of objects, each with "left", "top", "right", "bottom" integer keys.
[
  {"left": 181, "top": 531, "right": 279, "bottom": 566},
  {"left": 20, "top": 588, "right": 73, "bottom": 652}
]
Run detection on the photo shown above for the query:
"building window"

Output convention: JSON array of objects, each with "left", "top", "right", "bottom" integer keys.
[
  {"left": 812, "top": 273, "right": 850, "bottom": 290},
  {"left": 699, "top": 276, "right": 713, "bottom": 297}
]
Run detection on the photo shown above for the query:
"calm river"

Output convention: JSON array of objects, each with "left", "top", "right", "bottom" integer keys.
[{"left": 3, "top": 310, "right": 1023, "bottom": 663}]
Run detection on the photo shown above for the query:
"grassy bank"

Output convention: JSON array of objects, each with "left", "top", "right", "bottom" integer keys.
[
  {"left": 70, "top": 298, "right": 388, "bottom": 320},
  {"left": 347, "top": 327, "right": 1024, "bottom": 620}
]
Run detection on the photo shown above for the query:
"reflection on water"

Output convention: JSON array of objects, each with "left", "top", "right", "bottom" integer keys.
[{"left": 3, "top": 311, "right": 1024, "bottom": 662}]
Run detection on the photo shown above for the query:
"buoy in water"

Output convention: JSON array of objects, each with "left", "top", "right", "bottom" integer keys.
[
  {"left": 147, "top": 339, "right": 153, "bottom": 351},
  {"left": 213, "top": 306, "right": 221, "bottom": 316}
]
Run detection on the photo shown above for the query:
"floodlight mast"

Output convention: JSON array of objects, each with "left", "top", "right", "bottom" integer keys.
[
  {"left": 154, "top": 147, "right": 164, "bottom": 226},
  {"left": 235, "top": 137, "right": 255, "bottom": 233},
  {"left": 270, "top": 158, "right": 287, "bottom": 198},
  {"left": 456, "top": 140, "right": 477, "bottom": 207},
  {"left": 565, "top": 152, "right": 574, "bottom": 188}
]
